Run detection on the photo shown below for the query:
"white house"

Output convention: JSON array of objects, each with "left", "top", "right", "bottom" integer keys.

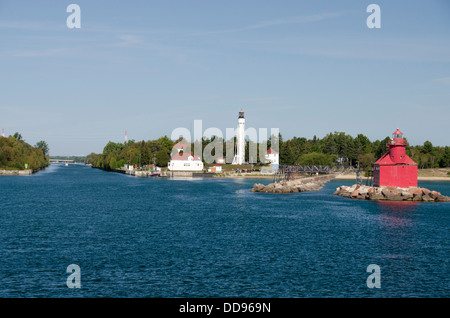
[
  {"left": 168, "top": 153, "right": 203, "bottom": 171},
  {"left": 265, "top": 148, "right": 279, "bottom": 170}
]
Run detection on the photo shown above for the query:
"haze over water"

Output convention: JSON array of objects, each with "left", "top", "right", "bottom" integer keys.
[{"left": 1, "top": 164, "right": 449, "bottom": 297}]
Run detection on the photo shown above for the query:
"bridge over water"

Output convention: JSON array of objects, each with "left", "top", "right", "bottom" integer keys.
[{"left": 49, "top": 159, "right": 74, "bottom": 164}]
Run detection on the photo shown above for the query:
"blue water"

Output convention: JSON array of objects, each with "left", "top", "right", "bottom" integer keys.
[{"left": 0, "top": 164, "right": 449, "bottom": 298}]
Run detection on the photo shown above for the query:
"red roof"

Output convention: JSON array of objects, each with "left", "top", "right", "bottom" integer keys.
[
  {"left": 173, "top": 143, "right": 189, "bottom": 149},
  {"left": 170, "top": 153, "right": 201, "bottom": 161},
  {"left": 374, "top": 151, "right": 416, "bottom": 166},
  {"left": 393, "top": 128, "right": 403, "bottom": 135},
  {"left": 266, "top": 148, "right": 278, "bottom": 154}
]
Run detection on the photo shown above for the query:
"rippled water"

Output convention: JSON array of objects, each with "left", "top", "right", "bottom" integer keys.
[{"left": 0, "top": 164, "right": 449, "bottom": 297}]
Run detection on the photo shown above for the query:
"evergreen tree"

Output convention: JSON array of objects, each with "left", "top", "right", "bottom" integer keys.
[
  {"left": 280, "top": 141, "right": 295, "bottom": 165},
  {"left": 422, "top": 141, "right": 433, "bottom": 154},
  {"left": 322, "top": 133, "right": 336, "bottom": 155}
]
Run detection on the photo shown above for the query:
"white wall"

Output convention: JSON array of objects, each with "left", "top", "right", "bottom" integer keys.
[
  {"left": 265, "top": 153, "right": 279, "bottom": 165},
  {"left": 168, "top": 159, "right": 203, "bottom": 171}
]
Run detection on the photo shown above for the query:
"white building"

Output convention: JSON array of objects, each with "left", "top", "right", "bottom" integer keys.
[
  {"left": 265, "top": 148, "right": 279, "bottom": 170},
  {"left": 232, "top": 110, "right": 245, "bottom": 165},
  {"left": 168, "top": 153, "right": 203, "bottom": 171}
]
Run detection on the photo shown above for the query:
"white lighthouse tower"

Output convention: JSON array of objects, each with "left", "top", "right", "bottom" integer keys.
[{"left": 232, "top": 109, "right": 245, "bottom": 165}]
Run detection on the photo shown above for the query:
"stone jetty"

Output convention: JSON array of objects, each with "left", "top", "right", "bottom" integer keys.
[
  {"left": 0, "top": 169, "right": 33, "bottom": 176},
  {"left": 334, "top": 184, "right": 450, "bottom": 202},
  {"left": 251, "top": 175, "right": 334, "bottom": 193}
]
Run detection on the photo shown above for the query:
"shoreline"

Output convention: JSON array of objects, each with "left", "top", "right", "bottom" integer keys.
[
  {"left": 334, "top": 174, "right": 450, "bottom": 181},
  {"left": 213, "top": 175, "right": 274, "bottom": 179},
  {"left": 89, "top": 166, "right": 450, "bottom": 181},
  {"left": 0, "top": 165, "right": 49, "bottom": 176}
]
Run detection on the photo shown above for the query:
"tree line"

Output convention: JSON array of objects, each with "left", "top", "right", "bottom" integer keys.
[
  {"left": 85, "top": 136, "right": 174, "bottom": 170},
  {"left": 86, "top": 132, "right": 449, "bottom": 170},
  {"left": 278, "top": 132, "right": 450, "bottom": 169},
  {"left": 0, "top": 133, "right": 50, "bottom": 170}
]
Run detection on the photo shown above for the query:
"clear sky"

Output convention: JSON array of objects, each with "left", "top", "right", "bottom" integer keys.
[{"left": 1, "top": 0, "right": 449, "bottom": 155}]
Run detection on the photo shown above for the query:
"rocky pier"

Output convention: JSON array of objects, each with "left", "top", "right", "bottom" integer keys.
[
  {"left": 0, "top": 169, "right": 33, "bottom": 176},
  {"left": 334, "top": 184, "right": 450, "bottom": 202},
  {"left": 251, "top": 175, "right": 335, "bottom": 193}
]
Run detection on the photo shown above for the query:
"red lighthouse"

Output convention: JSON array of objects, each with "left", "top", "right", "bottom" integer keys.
[{"left": 373, "top": 128, "right": 418, "bottom": 188}]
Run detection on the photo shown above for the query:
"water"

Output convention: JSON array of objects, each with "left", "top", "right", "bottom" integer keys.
[{"left": 0, "top": 164, "right": 449, "bottom": 298}]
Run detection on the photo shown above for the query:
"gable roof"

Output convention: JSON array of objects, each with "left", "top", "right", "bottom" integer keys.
[
  {"left": 173, "top": 143, "right": 189, "bottom": 150},
  {"left": 170, "top": 153, "right": 201, "bottom": 161},
  {"left": 266, "top": 148, "right": 278, "bottom": 154},
  {"left": 374, "top": 151, "right": 416, "bottom": 165}
]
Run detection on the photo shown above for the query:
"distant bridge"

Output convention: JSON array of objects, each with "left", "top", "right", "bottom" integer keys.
[{"left": 50, "top": 159, "right": 74, "bottom": 164}]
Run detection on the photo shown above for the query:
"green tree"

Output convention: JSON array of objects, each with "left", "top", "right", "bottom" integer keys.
[
  {"left": 0, "top": 135, "right": 48, "bottom": 170},
  {"left": 297, "top": 152, "right": 335, "bottom": 166},
  {"left": 12, "top": 132, "right": 23, "bottom": 141},
  {"left": 35, "top": 140, "right": 49, "bottom": 156},
  {"left": 280, "top": 141, "right": 295, "bottom": 165},
  {"left": 322, "top": 133, "right": 336, "bottom": 155},
  {"left": 354, "top": 134, "right": 372, "bottom": 154},
  {"left": 438, "top": 146, "right": 450, "bottom": 167},
  {"left": 422, "top": 140, "right": 433, "bottom": 154},
  {"left": 103, "top": 141, "right": 124, "bottom": 155},
  {"left": 155, "top": 149, "right": 170, "bottom": 167},
  {"left": 375, "top": 137, "right": 390, "bottom": 159},
  {"left": 357, "top": 153, "right": 375, "bottom": 170}
]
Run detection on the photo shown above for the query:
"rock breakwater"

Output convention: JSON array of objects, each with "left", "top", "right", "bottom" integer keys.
[
  {"left": 251, "top": 175, "right": 334, "bottom": 193},
  {"left": 0, "top": 169, "right": 33, "bottom": 176},
  {"left": 334, "top": 184, "right": 450, "bottom": 202}
]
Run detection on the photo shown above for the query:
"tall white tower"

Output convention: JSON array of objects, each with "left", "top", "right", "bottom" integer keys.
[{"left": 232, "top": 110, "right": 245, "bottom": 165}]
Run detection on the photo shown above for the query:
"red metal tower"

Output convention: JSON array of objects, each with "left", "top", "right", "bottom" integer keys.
[{"left": 373, "top": 128, "right": 418, "bottom": 188}]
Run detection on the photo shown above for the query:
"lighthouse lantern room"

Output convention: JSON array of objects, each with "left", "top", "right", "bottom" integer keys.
[{"left": 373, "top": 128, "right": 418, "bottom": 188}]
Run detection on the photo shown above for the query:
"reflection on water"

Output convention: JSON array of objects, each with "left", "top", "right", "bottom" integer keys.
[
  {"left": 376, "top": 200, "right": 420, "bottom": 213},
  {"left": 375, "top": 200, "right": 420, "bottom": 289},
  {"left": 376, "top": 201, "right": 420, "bottom": 229}
]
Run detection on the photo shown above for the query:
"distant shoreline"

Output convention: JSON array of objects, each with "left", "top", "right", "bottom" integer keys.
[
  {"left": 334, "top": 174, "right": 450, "bottom": 181},
  {"left": 213, "top": 175, "right": 274, "bottom": 179}
]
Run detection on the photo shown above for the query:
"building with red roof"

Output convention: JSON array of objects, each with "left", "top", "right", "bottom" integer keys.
[
  {"left": 208, "top": 163, "right": 223, "bottom": 173},
  {"left": 265, "top": 147, "right": 279, "bottom": 170},
  {"left": 168, "top": 153, "right": 203, "bottom": 171},
  {"left": 373, "top": 128, "right": 417, "bottom": 188}
]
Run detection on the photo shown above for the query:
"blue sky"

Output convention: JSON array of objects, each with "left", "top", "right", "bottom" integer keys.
[{"left": 1, "top": 0, "right": 449, "bottom": 155}]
